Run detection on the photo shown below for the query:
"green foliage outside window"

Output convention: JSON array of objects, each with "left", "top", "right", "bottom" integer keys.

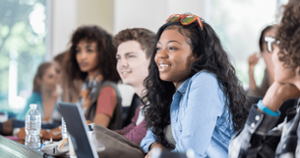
[{"left": 0, "top": 0, "right": 46, "bottom": 114}]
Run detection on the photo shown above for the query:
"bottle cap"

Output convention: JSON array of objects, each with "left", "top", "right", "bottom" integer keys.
[{"left": 30, "top": 104, "right": 37, "bottom": 109}]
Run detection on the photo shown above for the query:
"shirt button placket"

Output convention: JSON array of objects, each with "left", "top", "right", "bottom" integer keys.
[{"left": 251, "top": 123, "right": 256, "bottom": 128}]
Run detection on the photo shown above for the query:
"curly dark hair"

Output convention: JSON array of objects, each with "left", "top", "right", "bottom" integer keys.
[
  {"left": 143, "top": 20, "right": 248, "bottom": 149},
  {"left": 113, "top": 28, "right": 156, "bottom": 59},
  {"left": 276, "top": 0, "right": 300, "bottom": 74},
  {"left": 65, "top": 25, "right": 120, "bottom": 83}
]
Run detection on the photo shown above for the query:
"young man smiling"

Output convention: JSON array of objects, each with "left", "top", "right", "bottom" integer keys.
[{"left": 113, "top": 28, "right": 155, "bottom": 145}]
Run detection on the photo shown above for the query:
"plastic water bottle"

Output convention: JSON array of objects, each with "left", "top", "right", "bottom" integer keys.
[
  {"left": 25, "top": 104, "right": 41, "bottom": 151},
  {"left": 61, "top": 117, "right": 68, "bottom": 140}
]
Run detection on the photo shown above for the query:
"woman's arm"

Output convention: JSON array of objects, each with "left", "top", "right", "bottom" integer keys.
[
  {"left": 93, "top": 86, "right": 117, "bottom": 127},
  {"left": 248, "top": 53, "right": 260, "bottom": 92},
  {"left": 262, "top": 82, "right": 300, "bottom": 112},
  {"left": 122, "top": 119, "right": 148, "bottom": 144},
  {"left": 114, "top": 123, "right": 135, "bottom": 135},
  {"left": 141, "top": 129, "right": 166, "bottom": 158},
  {"left": 145, "top": 142, "right": 165, "bottom": 158},
  {"left": 93, "top": 114, "right": 111, "bottom": 127},
  {"left": 229, "top": 82, "right": 300, "bottom": 158},
  {"left": 114, "top": 105, "right": 148, "bottom": 144},
  {"left": 140, "top": 129, "right": 158, "bottom": 153},
  {"left": 228, "top": 105, "right": 281, "bottom": 158}
]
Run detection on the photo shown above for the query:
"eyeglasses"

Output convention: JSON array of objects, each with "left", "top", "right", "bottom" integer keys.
[
  {"left": 264, "top": 36, "right": 280, "bottom": 53},
  {"left": 166, "top": 14, "right": 204, "bottom": 30}
]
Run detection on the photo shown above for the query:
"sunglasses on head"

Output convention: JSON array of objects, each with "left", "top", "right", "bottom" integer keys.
[
  {"left": 166, "top": 14, "right": 204, "bottom": 30},
  {"left": 264, "top": 36, "right": 280, "bottom": 53}
]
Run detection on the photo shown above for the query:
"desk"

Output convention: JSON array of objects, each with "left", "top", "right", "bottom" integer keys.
[{"left": 0, "top": 135, "right": 54, "bottom": 158}]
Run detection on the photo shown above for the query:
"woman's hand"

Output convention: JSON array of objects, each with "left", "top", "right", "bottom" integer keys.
[
  {"left": 262, "top": 81, "right": 300, "bottom": 112},
  {"left": 248, "top": 53, "right": 260, "bottom": 68},
  {"left": 145, "top": 142, "right": 165, "bottom": 158}
]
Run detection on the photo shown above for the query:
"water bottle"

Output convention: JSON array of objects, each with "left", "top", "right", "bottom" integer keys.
[
  {"left": 61, "top": 117, "right": 69, "bottom": 140},
  {"left": 25, "top": 104, "right": 41, "bottom": 151}
]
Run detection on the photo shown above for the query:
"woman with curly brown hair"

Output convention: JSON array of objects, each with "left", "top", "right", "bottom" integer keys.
[
  {"left": 229, "top": 0, "right": 300, "bottom": 157},
  {"left": 65, "top": 25, "right": 122, "bottom": 130}
]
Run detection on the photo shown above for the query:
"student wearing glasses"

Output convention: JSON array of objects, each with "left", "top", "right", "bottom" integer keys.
[
  {"left": 140, "top": 14, "right": 247, "bottom": 157},
  {"left": 229, "top": 1, "right": 300, "bottom": 157},
  {"left": 247, "top": 25, "right": 277, "bottom": 97},
  {"left": 65, "top": 25, "right": 123, "bottom": 130}
]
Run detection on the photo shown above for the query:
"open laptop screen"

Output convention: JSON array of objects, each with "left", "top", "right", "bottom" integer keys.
[{"left": 58, "top": 102, "right": 99, "bottom": 158}]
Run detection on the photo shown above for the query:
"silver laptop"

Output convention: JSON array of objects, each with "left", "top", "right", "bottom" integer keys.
[{"left": 58, "top": 102, "right": 99, "bottom": 158}]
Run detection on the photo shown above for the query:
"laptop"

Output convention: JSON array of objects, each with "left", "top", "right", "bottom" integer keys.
[{"left": 58, "top": 102, "right": 99, "bottom": 158}]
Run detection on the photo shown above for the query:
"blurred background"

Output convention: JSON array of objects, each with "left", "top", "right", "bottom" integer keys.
[{"left": 0, "top": 0, "right": 288, "bottom": 115}]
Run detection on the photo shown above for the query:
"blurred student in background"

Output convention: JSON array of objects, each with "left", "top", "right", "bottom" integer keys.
[
  {"left": 1, "top": 62, "right": 62, "bottom": 136},
  {"left": 113, "top": 28, "right": 156, "bottom": 145},
  {"left": 53, "top": 52, "right": 65, "bottom": 90},
  {"left": 65, "top": 25, "right": 123, "bottom": 130},
  {"left": 247, "top": 25, "right": 277, "bottom": 97},
  {"left": 17, "top": 62, "right": 58, "bottom": 123},
  {"left": 229, "top": 1, "right": 300, "bottom": 157},
  {"left": 55, "top": 51, "right": 82, "bottom": 104}
]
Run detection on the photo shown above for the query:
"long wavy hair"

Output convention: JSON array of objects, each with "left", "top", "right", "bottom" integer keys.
[
  {"left": 143, "top": 20, "right": 248, "bottom": 149},
  {"left": 65, "top": 25, "right": 120, "bottom": 84}
]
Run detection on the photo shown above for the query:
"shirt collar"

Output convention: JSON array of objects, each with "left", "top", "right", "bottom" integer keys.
[{"left": 176, "top": 77, "right": 192, "bottom": 95}]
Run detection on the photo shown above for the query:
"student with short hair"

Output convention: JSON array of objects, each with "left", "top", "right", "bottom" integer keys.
[{"left": 113, "top": 28, "right": 156, "bottom": 145}]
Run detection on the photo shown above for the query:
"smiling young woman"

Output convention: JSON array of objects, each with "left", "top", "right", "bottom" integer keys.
[
  {"left": 65, "top": 25, "right": 123, "bottom": 130},
  {"left": 140, "top": 14, "right": 247, "bottom": 157}
]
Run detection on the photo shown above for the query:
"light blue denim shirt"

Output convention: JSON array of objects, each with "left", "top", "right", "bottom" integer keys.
[{"left": 140, "top": 71, "right": 234, "bottom": 157}]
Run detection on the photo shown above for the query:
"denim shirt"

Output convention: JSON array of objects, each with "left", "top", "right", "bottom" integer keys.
[{"left": 140, "top": 71, "right": 234, "bottom": 157}]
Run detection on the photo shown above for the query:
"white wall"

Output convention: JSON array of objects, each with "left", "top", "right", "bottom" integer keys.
[
  {"left": 77, "top": 0, "right": 114, "bottom": 34},
  {"left": 50, "top": 0, "right": 77, "bottom": 58},
  {"left": 114, "top": 0, "right": 168, "bottom": 34},
  {"left": 114, "top": 0, "right": 206, "bottom": 34}
]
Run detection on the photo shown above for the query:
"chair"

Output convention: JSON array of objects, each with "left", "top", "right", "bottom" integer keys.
[{"left": 122, "top": 93, "right": 142, "bottom": 128}]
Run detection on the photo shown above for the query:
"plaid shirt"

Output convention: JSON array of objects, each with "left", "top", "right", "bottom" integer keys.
[{"left": 229, "top": 104, "right": 300, "bottom": 158}]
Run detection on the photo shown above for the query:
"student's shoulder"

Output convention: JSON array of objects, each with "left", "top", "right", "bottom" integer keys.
[
  {"left": 190, "top": 71, "right": 218, "bottom": 86},
  {"left": 99, "top": 86, "right": 116, "bottom": 96},
  {"left": 27, "top": 92, "right": 42, "bottom": 102}
]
